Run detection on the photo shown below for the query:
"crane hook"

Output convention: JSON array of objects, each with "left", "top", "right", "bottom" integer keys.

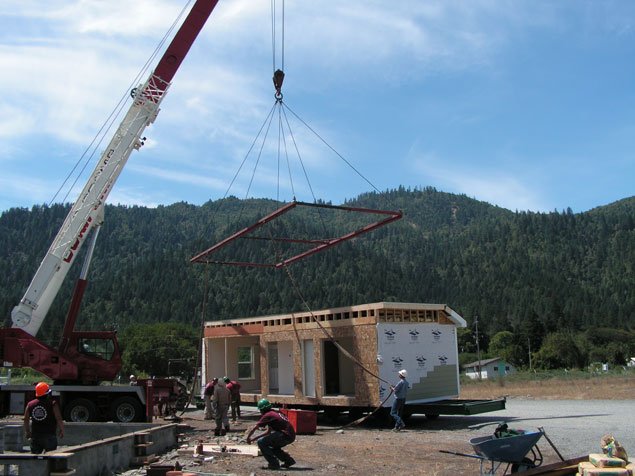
[{"left": 273, "top": 69, "right": 285, "bottom": 101}]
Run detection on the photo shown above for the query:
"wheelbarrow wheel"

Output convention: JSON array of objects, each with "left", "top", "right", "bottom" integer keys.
[{"left": 511, "top": 457, "right": 535, "bottom": 472}]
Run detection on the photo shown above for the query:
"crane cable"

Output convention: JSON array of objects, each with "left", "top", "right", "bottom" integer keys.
[
  {"left": 271, "top": 0, "right": 284, "bottom": 74},
  {"left": 49, "top": 1, "right": 193, "bottom": 207},
  {"left": 194, "top": 1, "right": 401, "bottom": 424},
  {"left": 178, "top": 264, "right": 211, "bottom": 417},
  {"left": 282, "top": 259, "right": 392, "bottom": 388},
  {"left": 270, "top": 240, "right": 396, "bottom": 428},
  {"left": 267, "top": 1, "right": 395, "bottom": 426}
]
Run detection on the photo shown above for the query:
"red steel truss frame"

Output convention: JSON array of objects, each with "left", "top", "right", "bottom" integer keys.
[{"left": 190, "top": 201, "right": 402, "bottom": 268}]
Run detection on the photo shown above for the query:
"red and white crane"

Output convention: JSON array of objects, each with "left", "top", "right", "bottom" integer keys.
[
  {"left": 12, "top": 0, "right": 219, "bottom": 337},
  {"left": 0, "top": 0, "right": 220, "bottom": 422}
]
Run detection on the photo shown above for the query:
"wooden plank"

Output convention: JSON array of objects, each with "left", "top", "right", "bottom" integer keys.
[
  {"left": 202, "top": 444, "right": 260, "bottom": 457},
  {"left": 519, "top": 455, "right": 589, "bottom": 475}
]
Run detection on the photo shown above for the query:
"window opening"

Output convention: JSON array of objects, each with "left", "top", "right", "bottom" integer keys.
[{"left": 237, "top": 346, "right": 254, "bottom": 380}]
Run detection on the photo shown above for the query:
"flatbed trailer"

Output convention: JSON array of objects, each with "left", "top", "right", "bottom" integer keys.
[
  {"left": 403, "top": 398, "right": 507, "bottom": 419},
  {"left": 240, "top": 397, "right": 506, "bottom": 421}
]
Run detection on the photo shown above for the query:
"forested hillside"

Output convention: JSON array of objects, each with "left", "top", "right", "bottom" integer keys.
[{"left": 1, "top": 187, "right": 634, "bottom": 369}]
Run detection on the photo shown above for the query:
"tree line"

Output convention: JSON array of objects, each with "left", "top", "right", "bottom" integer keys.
[{"left": 1, "top": 187, "right": 634, "bottom": 374}]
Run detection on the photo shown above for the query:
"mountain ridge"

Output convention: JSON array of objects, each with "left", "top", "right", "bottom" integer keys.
[{"left": 1, "top": 187, "right": 633, "bottom": 351}]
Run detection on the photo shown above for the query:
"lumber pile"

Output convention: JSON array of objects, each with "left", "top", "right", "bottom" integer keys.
[{"left": 576, "top": 454, "right": 634, "bottom": 475}]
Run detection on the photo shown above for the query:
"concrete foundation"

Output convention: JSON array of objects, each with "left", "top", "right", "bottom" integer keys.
[{"left": 0, "top": 422, "right": 179, "bottom": 476}]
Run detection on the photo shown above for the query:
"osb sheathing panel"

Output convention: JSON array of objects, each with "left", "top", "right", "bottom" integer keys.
[
  {"left": 204, "top": 323, "right": 264, "bottom": 338},
  {"left": 204, "top": 303, "right": 463, "bottom": 407},
  {"left": 438, "top": 315, "right": 453, "bottom": 325},
  {"left": 258, "top": 322, "right": 381, "bottom": 407}
]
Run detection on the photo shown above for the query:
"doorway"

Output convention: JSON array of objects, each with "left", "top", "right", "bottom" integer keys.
[
  {"left": 302, "top": 339, "right": 316, "bottom": 397},
  {"left": 322, "top": 338, "right": 356, "bottom": 396},
  {"left": 323, "top": 341, "right": 340, "bottom": 395},
  {"left": 268, "top": 343, "right": 278, "bottom": 394}
]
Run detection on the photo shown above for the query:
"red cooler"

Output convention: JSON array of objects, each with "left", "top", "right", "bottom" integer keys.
[{"left": 280, "top": 409, "right": 317, "bottom": 434}]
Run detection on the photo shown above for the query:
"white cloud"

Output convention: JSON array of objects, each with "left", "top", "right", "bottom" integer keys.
[
  {"left": 128, "top": 163, "right": 229, "bottom": 191},
  {"left": 106, "top": 188, "right": 161, "bottom": 209},
  {"left": 411, "top": 151, "right": 548, "bottom": 212},
  {"left": 0, "top": 105, "right": 34, "bottom": 139},
  {"left": 1, "top": 1, "right": 633, "bottom": 213},
  {"left": 0, "top": 172, "right": 57, "bottom": 208},
  {"left": 0, "top": 0, "right": 524, "bottom": 148}
]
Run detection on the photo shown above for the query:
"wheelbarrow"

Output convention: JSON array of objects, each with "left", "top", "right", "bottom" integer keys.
[{"left": 440, "top": 425, "right": 565, "bottom": 475}]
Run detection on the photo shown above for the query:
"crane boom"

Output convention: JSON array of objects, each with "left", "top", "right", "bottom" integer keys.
[{"left": 11, "top": 0, "right": 220, "bottom": 337}]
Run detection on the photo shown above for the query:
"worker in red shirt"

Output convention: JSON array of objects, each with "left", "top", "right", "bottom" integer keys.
[
  {"left": 23, "top": 382, "right": 64, "bottom": 454},
  {"left": 223, "top": 376, "right": 241, "bottom": 421},
  {"left": 246, "top": 399, "right": 296, "bottom": 470}
]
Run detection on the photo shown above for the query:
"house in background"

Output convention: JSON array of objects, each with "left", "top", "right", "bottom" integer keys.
[{"left": 463, "top": 357, "right": 516, "bottom": 380}]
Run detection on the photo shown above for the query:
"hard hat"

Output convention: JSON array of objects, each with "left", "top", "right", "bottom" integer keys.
[
  {"left": 398, "top": 369, "right": 408, "bottom": 378},
  {"left": 257, "top": 398, "right": 272, "bottom": 412},
  {"left": 223, "top": 376, "right": 230, "bottom": 383},
  {"left": 35, "top": 382, "right": 51, "bottom": 397}
]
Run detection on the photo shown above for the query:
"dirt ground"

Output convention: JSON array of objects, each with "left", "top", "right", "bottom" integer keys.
[
  {"left": 152, "top": 376, "right": 634, "bottom": 476},
  {"left": 166, "top": 409, "right": 497, "bottom": 476}
]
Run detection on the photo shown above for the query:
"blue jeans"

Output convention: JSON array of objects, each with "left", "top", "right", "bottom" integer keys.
[
  {"left": 257, "top": 431, "right": 295, "bottom": 467},
  {"left": 390, "top": 398, "right": 405, "bottom": 428}
]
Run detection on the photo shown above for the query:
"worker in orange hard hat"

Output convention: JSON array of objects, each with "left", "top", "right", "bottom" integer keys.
[{"left": 23, "top": 382, "right": 64, "bottom": 453}]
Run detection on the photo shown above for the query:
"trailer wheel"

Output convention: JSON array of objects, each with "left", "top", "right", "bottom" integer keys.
[
  {"left": 111, "top": 396, "right": 143, "bottom": 423},
  {"left": 347, "top": 408, "right": 363, "bottom": 422},
  {"left": 64, "top": 398, "right": 98, "bottom": 422},
  {"left": 371, "top": 407, "right": 392, "bottom": 426},
  {"left": 324, "top": 408, "right": 341, "bottom": 423}
]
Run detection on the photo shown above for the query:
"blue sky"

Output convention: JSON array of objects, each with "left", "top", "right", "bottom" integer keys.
[{"left": 1, "top": 0, "right": 633, "bottom": 214}]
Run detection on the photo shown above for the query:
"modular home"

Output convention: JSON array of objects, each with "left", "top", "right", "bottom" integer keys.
[{"left": 202, "top": 302, "right": 467, "bottom": 411}]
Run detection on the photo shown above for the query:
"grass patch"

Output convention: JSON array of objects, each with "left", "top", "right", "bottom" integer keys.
[{"left": 460, "top": 369, "right": 635, "bottom": 400}]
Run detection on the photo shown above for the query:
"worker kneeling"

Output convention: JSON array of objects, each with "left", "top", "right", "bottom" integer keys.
[{"left": 246, "top": 399, "right": 296, "bottom": 470}]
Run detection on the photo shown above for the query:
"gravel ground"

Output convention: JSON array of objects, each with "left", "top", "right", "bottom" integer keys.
[
  {"left": 122, "top": 398, "right": 634, "bottom": 475},
  {"left": 484, "top": 399, "right": 635, "bottom": 460}
]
